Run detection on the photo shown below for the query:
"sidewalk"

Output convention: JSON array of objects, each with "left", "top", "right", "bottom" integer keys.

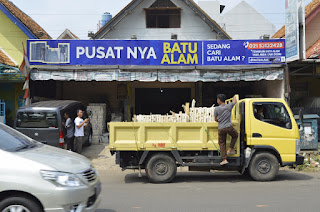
[{"left": 82, "top": 143, "right": 121, "bottom": 172}]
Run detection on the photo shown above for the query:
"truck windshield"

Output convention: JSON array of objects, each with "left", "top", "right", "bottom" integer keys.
[
  {"left": 0, "top": 124, "right": 38, "bottom": 152},
  {"left": 16, "top": 111, "right": 58, "bottom": 128}
]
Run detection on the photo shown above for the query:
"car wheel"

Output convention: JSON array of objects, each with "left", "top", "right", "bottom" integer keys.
[
  {"left": 145, "top": 153, "right": 177, "bottom": 183},
  {"left": 249, "top": 151, "right": 279, "bottom": 181},
  {"left": 0, "top": 196, "right": 42, "bottom": 212}
]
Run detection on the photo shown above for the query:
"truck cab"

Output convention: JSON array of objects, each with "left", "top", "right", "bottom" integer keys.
[
  {"left": 109, "top": 97, "right": 304, "bottom": 183},
  {"left": 240, "top": 98, "right": 302, "bottom": 181},
  {"left": 245, "top": 99, "right": 300, "bottom": 165}
]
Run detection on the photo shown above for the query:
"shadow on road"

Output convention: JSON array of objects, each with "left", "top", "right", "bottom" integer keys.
[
  {"left": 124, "top": 169, "right": 314, "bottom": 184},
  {"left": 276, "top": 170, "right": 314, "bottom": 181},
  {"left": 82, "top": 143, "right": 108, "bottom": 160}
]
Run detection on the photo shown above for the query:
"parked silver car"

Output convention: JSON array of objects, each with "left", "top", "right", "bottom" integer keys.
[{"left": 0, "top": 123, "right": 101, "bottom": 212}]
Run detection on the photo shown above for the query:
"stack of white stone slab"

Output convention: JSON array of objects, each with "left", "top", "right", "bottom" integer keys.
[
  {"left": 136, "top": 113, "right": 190, "bottom": 123},
  {"left": 87, "top": 103, "right": 107, "bottom": 142},
  {"left": 134, "top": 99, "right": 216, "bottom": 123},
  {"left": 189, "top": 107, "right": 215, "bottom": 123}
]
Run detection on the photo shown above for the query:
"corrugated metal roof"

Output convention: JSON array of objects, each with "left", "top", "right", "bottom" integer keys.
[{"left": 30, "top": 67, "right": 285, "bottom": 82}]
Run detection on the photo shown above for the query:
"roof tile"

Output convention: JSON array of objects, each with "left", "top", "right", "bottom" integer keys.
[
  {"left": 0, "top": 0, "right": 51, "bottom": 39},
  {"left": 58, "top": 28, "right": 80, "bottom": 39},
  {"left": 0, "top": 49, "right": 16, "bottom": 67},
  {"left": 306, "top": 38, "right": 320, "bottom": 58},
  {"left": 68, "top": 30, "right": 80, "bottom": 40}
]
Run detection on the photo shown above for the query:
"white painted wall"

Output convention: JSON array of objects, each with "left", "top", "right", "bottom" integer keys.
[
  {"left": 102, "top": 0, "right": 218, "bottom": 40},
  {"left": 221, "top": 1, "right": 276, "bottom": 40},
  {"left": 198, "top": 1, "right": 221, "bottom": 25}
]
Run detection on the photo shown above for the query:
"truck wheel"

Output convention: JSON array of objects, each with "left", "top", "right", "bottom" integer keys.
[
  {"left": 0, "top": 196, "right": 42, "bottom": 212},
  {"left": 249, "top": 152, "right": 279, "bottom": 181},
  {"left": 145, "top": 154, "right": 177, "bottom": 183}
]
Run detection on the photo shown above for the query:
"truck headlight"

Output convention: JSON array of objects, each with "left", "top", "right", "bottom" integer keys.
[{"left": 41, "top": 170, "right": 84, "bottom": 187}]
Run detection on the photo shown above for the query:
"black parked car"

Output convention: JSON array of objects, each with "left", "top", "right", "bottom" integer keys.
[{"left": 14, "top": 100, "right": 93, "bottom": 149}]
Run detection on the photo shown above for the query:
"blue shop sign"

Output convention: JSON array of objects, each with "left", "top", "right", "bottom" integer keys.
[{"left": 27, "top": 39, "right": 285, "bottom": 66}]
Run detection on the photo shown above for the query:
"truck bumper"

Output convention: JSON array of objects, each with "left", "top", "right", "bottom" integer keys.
[
  {"left": 282, "top": 155, "right": 305, "bottom": 167},
  {"left": 296, "top": 154, "right": 304, "bottom": 165}
]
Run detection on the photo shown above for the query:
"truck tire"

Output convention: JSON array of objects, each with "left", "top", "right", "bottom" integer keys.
[
  {"left": 145, "top": 153, "right": 177, "bottom": 183},
  {"left": 0, "top": 196, "right": 42, "bottom": 212},
  {"left": 249, "top": 151, "right": 279, "bottom": 181}
]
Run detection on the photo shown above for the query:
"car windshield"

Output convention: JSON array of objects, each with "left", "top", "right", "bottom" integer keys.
[
  {"left": 16, "top": 111, "right": 58, "bottom": 128},
  {"left": 0, "top": 123, "right": 38, "bottom": 152}
]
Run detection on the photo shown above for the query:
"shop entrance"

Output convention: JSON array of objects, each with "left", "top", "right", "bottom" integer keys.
[{"left": 135, "top": 88, "right": 191, "bottom": 115}]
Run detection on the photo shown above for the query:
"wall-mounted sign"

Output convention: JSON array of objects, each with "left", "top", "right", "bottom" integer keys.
[
  {"left": 285, "top": 0, "right": 305, "bottom": 62},
  {"left": 27, "top": 39, "right": 285, "bottom": 66}
]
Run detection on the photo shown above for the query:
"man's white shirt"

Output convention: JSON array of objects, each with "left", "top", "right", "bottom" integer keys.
[{"left": 74, "top": 117, "right": 85, "bottom": 137}]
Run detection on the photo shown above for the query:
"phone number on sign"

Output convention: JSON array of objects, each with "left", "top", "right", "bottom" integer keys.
[{"left": 248, "top": 42, "right": 284, "bottom": 49}]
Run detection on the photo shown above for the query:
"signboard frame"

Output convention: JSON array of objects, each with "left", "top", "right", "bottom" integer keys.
[
  {"left": 27, "top": 39, "right": 286, "bottom": 67},
  {"left": 285, "top": 0, "right": 306, "bottom": 62}
]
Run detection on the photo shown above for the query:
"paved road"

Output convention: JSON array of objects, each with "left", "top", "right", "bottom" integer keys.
[{"left": 95, "top": 169, "right": 320, "bottom": 212}]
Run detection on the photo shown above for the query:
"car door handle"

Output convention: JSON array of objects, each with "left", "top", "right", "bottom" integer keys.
[{"left": 252, "top": 133, "right": 262, "bottom": 138}]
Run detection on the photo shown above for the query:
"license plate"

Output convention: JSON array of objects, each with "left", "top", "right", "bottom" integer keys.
[{"left": 95, "top": 182, "right": 102, "bottom": 197}]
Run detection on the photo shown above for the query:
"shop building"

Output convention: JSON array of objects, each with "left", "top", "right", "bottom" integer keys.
[
  {"left": 29, "top": 0, "right": 286, "bottom": 122},
  {"left": 273, "top": 0, "right": 320, "bottom": 114},
  {"left": 0, "top": 0, "right": 51, "bottom": 125}
]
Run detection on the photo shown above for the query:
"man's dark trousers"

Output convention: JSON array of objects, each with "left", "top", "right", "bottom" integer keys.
[{"left": 218, "top": 126, "right": 238, "bottom": 160}]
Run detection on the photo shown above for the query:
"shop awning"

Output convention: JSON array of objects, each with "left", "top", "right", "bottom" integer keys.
[
  {"left": 30, "top": 65, "right": 284, "bottom": 82},
  {"left": 0, "top": 64, "right": 24, "bottom": 82}
]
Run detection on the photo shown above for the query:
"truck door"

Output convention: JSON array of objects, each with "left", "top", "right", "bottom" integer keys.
[{"left": 248, "top": 101, "right": 298, "bottom": 163}]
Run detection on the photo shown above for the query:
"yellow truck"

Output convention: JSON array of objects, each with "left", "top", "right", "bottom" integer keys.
[{"left": 108, "top": 97, "right": 304, "bottom": 183}]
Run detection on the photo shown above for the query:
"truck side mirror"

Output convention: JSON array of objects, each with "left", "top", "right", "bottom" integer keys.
[
  {"left": 299, "top": 124, "right": 304, "bottom": 131},
  {"left": 299, "top": 109, "right": 303, "bottom": 122}
]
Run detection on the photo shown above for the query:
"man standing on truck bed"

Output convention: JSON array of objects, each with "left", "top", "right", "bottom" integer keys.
[
  {"left": 214, "top": 94, "right": 238, "bottom": 165},
  {"left": 74, "top": 109, "right": 88, "bottom": 153}
]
